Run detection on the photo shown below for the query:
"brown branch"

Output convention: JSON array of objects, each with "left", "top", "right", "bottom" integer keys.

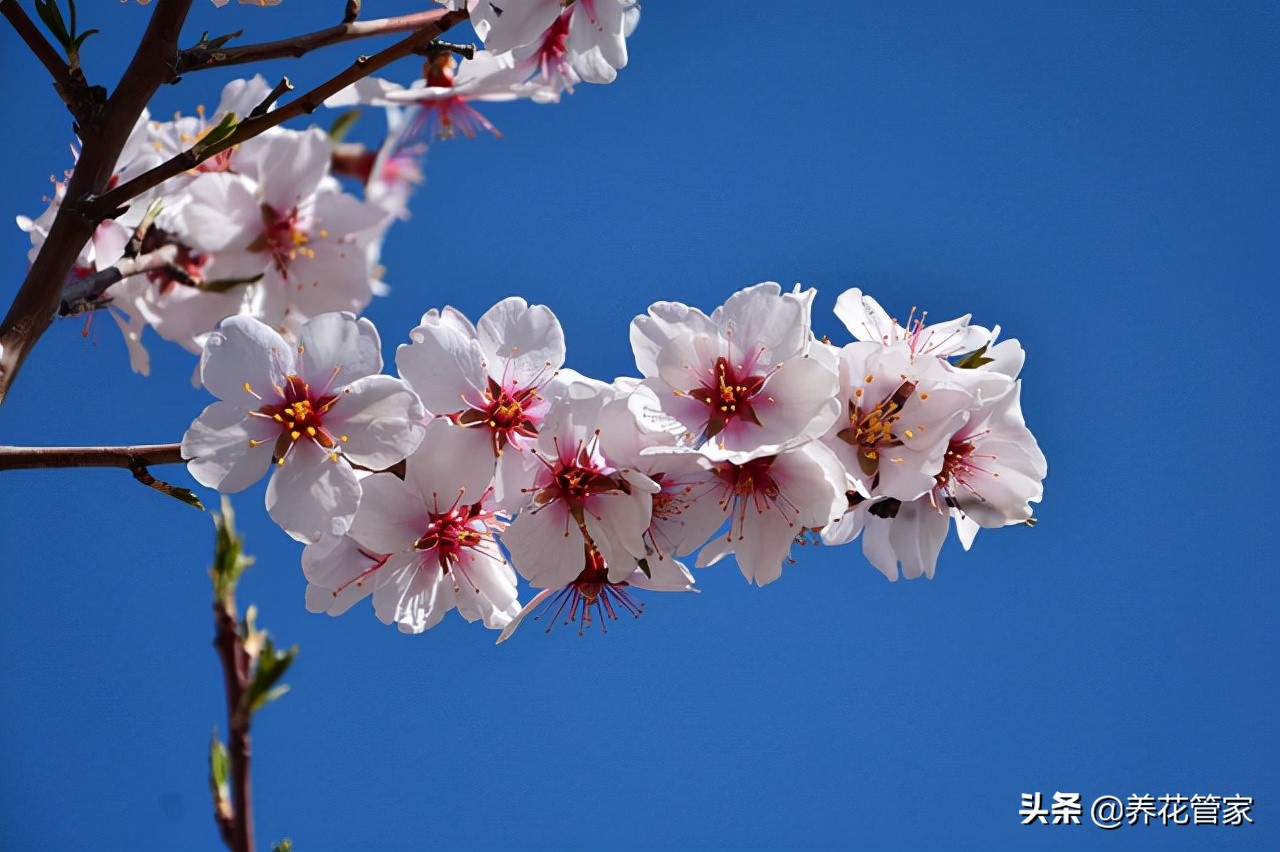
[
  {"left": 58, "top": 244, "right": 182, "bottom": 315},
  {"left": 87, "top": 8, "right": 467, "bottom": 219},
  {"left": 214, "top": 592, "right": 255, "bottom": 852},
  {"left": 0, "top": 443, "right": 184, "bottom": 470},
  {"left": 0, "top": 0, "right": 195, "bottom": 405},
  {"left": 0, "top": 0, "right": 99, "bottom": 125},
  {"left": 176, "top": 7, "right": 453, "bottom": 74}
]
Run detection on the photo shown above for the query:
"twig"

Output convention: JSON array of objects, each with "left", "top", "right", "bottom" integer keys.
[
  {"left": 0, "top": 0, "right": 195, "bottom": 404},
  {"left": 58, "top": 244, "right": 183, "bottom": 315},
  {"left": 213, "top": 590, "right": 255, "bottom": 852},
  {"left": 0, "top": 0, "right": 99, "bottom": 125},
  {"left": 176, "top": 7, "right": 454, "bottom": 73},
  {"left": 343, "top": 0, "right": 361, "bottom": 25},
  {"left": 248, "top": 76, "right": 293, "bottom": 118},
  {"left": 86, "top": 9, "right": 467, "bottom": 220},
  {"left": 0, "top": 443, "right": 184, "bottom": 470}
]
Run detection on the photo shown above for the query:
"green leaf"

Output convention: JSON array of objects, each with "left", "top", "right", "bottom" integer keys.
[
  {"left": 953, "top": 344, "right": 995, "bottom": 369},
  {"left": 211, "top": 496, "right": 254, "bottom": 599},
  {"left": 208, "top": 730, "right": 230, "bottom": 803},
  {"left": 192, "top": 111, "right": 239, "bottom": 158},
  {"left": 201, "top": 272, "right": 264, "bottom": 294},
  {"left": 70, "top": 28, "right": 98, "bottom": 52},
  {"left": 328, "top": 110, "right": 360, "bottom": 142},
  {"left": 245, "top": 637, "right": 298, "bottom": 714},
  {"left": 272, "top": 839, "right": 294, "bottom": 852},
  {"left": 35, "top": 0, "right": 70, "bottom": 46}
]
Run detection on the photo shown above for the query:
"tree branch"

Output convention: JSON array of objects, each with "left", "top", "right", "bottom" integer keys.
[
  {"left": 0, "top": 0, "right": 100, "bottom": 125},
  {"left": 0, "top": 0, "right": 195, "bottom": 405},
  {"left": 0, "top": 443, "right": 184, "bottom": 470},
  {"left": 214, "top": 591, "right": 255, "bottom": 852},
  {"left": 87, "top": 9, "right": 467, "bottom": 219},
  {"left": 176, "top": 7, "right": 454, "bottom": 74},
  {"left": 58, "top": 244, "right": 183, "bottom": 315}
]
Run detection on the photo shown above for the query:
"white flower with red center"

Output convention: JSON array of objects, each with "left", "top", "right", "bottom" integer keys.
[
  {"left": 496, "top": 541, "right": 695, "bottom": 644},
  {"left": 147, "top": 76, "right": 273, "bottom": 179},
  {"left": 822, "top": 381, "right": 1046, "bottom": 580},
  {"left": 834, "top": 288, "right": 993, "bottom": 359},
  {"left": 472, "top": 0, "right": 638, "bottom": 82},
  {"left": 326, "top": 51, "right": 551, "bottom": 140},
  {"left": 182, "top": 312, "right": 426, "bottom": 543},
  {"left": 631, "top": 282, "right": 840, "bottom": 462},
  {"left": 397, "top": 296, "right": 565, "bottom": 507},
  {"left": 683, "top": 443, "right": 847, "bottom": 586},
  {"left": 174, "top": 127, "right": 387, "bottom": 341},
  {"left": 303, "top": 420, "right": 520, "bottom": 633},
  {"left": 500, "top": 395, "right": 657, "bottom": 589},
  {"left": 821, "top": 340, "right": 976, "bottom": 502}
]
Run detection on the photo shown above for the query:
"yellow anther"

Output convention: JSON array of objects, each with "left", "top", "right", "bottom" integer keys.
[
  {"left": 306, "top": 426, "right": 317, "bottom": 437},
  {"left": 243, "top": 382, "right": 253, "bottom": 393},
  {"left": 248, "top": 439, "right": 262, "bottom": 448},
  {"left": 291, "top": 430, "right": 301, "bottom": 440},
  {"left": 904, "top": 429, "right": 915, "bottom": 438}
]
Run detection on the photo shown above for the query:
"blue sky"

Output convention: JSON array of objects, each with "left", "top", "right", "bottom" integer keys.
[{"left": 1, "top": 2, "right": 1276, "bottom": 849}]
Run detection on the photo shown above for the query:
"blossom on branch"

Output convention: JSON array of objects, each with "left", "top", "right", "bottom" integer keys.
[{"left": 182, "top": 312, "right": 426, "bottom": 543}]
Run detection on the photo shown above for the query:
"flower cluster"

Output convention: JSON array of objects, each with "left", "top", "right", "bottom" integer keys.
[
  {"left": 182, "top": 284, "right": 1046, "bottom": 639},
  {"left": 21, "top": 76, "right": 391, "bottom": 375},
  {"left": 22, "top": 2, "right": 641, "bottom": 377}
]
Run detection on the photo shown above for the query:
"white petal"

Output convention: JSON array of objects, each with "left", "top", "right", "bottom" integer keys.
[
  {"left": 325, "top": 375, "right": 426, "bottom": 469},
  {"left": 266, "top": 440, "right": 362, "bottom": 543},
  {"left": 297, "top": 312, "right": 382, "bottom": 387},
  {"left": 347, "top": 473, "right": 424, "bottom": 555},
  {"left": 199, "top": 315, "right": 292, "bottom": 406},
  {"left": 405, "top": 419, "right": 498, "bottom": 506},
  {"left": 502, "top": 503, "right": 586, "bottom": 589},
  {"left": 182, "top": 400, "right": 277, "bottom": 492},
  {"left": 476, "top": 297, "right": 566, "bottom": 384}
]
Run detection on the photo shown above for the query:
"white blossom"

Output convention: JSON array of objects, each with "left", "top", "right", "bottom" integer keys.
[{"left": 182, "top": 313, "right": 426, "bottom": 543}]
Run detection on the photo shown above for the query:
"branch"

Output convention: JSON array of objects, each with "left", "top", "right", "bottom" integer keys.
[
  {"left": 176, "top": 7, "right": 454, "bottom": 73},
  {"left": 0, "top": 0, "right": 195, "bottom": 404},
  {"left": 87, "top": 8, "right": 467, "bottom": 218},
  {"left": 58, "top": 244, "right": 183, "bottom": 315},
  {"left": 0, "top": 443, "right": 184, "bottom": 470},
  {"left": 0, "top": 0, "right": 100, "bottom": 125},
  {"left": 214, "top": 592, "right": 255, "bottom": 852}
]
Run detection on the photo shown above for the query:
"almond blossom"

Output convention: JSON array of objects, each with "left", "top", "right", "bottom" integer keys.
[
  {"left": 822, "top": 381, "right": 1046, "bottom": 580},
  {"left": 686, "top": 442, "right": 846, "bottom": 586},
  {"left": 396, "top": 296, "right": 565, "bottom": 509},
  {"left": 500, "top": 394, "right": 657, "bottom": 589},
  {"left": 471, "top": 0, "right": 639, "bottom": 84},
  {"left": 326, "top": 51, "right": 552, "bottom": 140},
  {"left": 182, "top": 312, "right": 426, "bottom": 543},
  {"left": 821, "top": 340, "right": 975, "bottom": 502},
  {"left": 496, "top": 542, "right": 694, "bottom": 643},
  {"left": 630, "top": 282, "right": 840, "bottom": 462},
  {"left": 834, "top": 287, "right": 993, "bottom": 358},
  {"left": 304, "top": 420, "right": 521, "bottom": 633}
]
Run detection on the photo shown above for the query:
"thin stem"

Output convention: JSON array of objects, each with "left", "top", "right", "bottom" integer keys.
[
  {"left": 0, "top": 0, "right": 195, "bottom": 405},
  {"left": 0, "top": 443, "right": 184, "bottom": 470},
  {"left": 176, "top": 7, "right": 454, "bottom": 74},
  {"left": 59, "top": 244, "right": 184, "bottom": 315},
  {"left": 0, "top": 0, "right": 94, "bottom": 123},
  {"left": 213, "top": 591, "right": 255, "bottom": 852},
  {"left": 87, "top": 9, "right": 467, "bottom": 218},
  {"left": 1, "top": 0, "right": 71, "bottom": 83}
]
